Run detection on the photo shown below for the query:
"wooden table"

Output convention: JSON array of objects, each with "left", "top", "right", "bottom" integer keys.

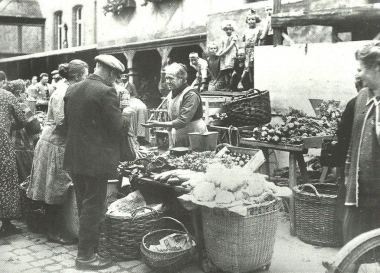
[{"left": 239, "top": 136, "right": 331, "bottom": 236}]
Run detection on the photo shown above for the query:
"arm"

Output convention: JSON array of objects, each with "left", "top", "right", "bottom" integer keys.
[
  {"left": 220, "top": 38, "right": 237, "bottom": 56},
  {"left": 260, "top": 19, "right": 270, "bottom": 40},
  {"left": 335, "top": 98, "right": 356, "bottom": 167},
  {"left": 9, "top": 94, "right": 27, "bottom": 130},
  {"left": 101, "top": 88, "right": 126, "bottom": 137},
  {"left": 144, "top": 91, "right": 200, "bottom": 130}
]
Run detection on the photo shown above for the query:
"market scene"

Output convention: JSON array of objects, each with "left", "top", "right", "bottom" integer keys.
[{"left": 1, "top": 0, "right": 380, "bottom": 272}]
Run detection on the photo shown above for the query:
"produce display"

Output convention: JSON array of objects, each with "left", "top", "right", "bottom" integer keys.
[
  {"left": 244, "top": 105, "right": 342, "bottom": 145},
  {"left": 181, "top": 163, "right": 289, "bottom": 206},
  {"left": 218, "top": 149, "right": 253, "bottom": 168},
  {"left": 166, "top": 151, "right": 215, "bottom": 172}
]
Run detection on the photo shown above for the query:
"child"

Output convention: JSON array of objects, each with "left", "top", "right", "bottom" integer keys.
[
  {"left": 231, "top": 48, "right": 252, "bottom": 91},
  {"left": 219, "top": 20, "right": 238, "bottom": 91},
  {"left": 206, "top": 42, "right": 226, "bottom": 91},
  {"left": 242, "top": 9, "right": 262, "bottom": 87}
]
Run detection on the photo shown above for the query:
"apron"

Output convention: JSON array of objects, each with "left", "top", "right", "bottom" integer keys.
[{"left": 167, "top": 87, "right": 207, "bottom": 148}]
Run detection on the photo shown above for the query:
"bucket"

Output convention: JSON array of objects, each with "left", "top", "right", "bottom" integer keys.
[
  {"left": 188, "top": 132, "right": 219, "bottom": 152},
  {"left": 62, "top": 179, "right": 120, "bottom": 239}
]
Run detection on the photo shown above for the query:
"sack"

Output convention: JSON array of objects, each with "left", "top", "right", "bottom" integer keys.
[
  {"left": 120, "top": 121, "right": 137, "bottom": 162},
  {"left": 320, "top": 136, "right": 340, "bottom": 167}
]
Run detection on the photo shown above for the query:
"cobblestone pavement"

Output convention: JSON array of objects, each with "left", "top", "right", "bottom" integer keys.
[{"left": 0, "top": 214, "right": 340, "bottom": 273}]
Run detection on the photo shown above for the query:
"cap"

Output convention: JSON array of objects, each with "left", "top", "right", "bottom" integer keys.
[
  {"left": 51, "top": 70, "right": 59, "bottom": 75},
  {"left": 95, "top": 55, "right": 125, "bottom": 75}
]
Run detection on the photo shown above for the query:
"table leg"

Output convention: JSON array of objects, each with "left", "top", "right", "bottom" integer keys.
[
  {"left": 192, "top": 207, "right": 204, "bottom": 267},
  {"left": 262, "top": 147, "right": 270, "bottom": 176},
  {"left": 295, "top": 152, "right": 310, "bottom": 184},
  {"left": 289, "top": 152, "right": 297, "bottom": 236}
]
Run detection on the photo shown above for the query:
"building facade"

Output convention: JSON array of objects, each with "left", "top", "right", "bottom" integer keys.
[{"left": 1, "top": 0, "right": 379, "bottom": 106}]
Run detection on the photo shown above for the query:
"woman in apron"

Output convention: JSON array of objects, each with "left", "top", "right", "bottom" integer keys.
[{"left": 143, "top": 63, "right": 207, "bottom": 148}]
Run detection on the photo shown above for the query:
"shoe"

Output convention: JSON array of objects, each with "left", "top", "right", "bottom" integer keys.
[
  {"left": 47, "top": 233, "right": 78, "bottom": 245},
  {"left": 0, "top": 224, "right": 22, "bottom": 238},
  {"left": 75, "top": 254, "right": 113, "bottom": 270}
]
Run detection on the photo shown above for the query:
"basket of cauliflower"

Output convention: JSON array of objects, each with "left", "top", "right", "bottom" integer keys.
[{"left": 179, "top": 163, "right": 286, "bottom": 273}]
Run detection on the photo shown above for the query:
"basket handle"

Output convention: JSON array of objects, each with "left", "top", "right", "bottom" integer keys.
[
  {"left": 150, "top": 217, "right": 191, "bottom": 241},
  {"left": 298, "top": 183, "right": 321, "bottom": 198},
  {"left": 131, "top": 206, "right": 159, "bottom": 219}
]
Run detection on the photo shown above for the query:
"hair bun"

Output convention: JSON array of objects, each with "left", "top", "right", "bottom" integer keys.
[{"left": 58, "top": 63, "right": 69, "bottom": 78}]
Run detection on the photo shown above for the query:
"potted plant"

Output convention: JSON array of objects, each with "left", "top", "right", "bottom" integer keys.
[{"left": 103, "top": 0, "right": 136, "bottom": 15}]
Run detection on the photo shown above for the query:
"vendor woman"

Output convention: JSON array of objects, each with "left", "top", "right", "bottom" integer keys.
[{"left": 143, "top": 63, "right": 207, "bottom": 147}]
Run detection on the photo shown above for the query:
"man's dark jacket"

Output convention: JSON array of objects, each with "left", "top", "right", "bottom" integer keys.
[{"left": 63, "top": 74, "right": 125, "bottom": 178}]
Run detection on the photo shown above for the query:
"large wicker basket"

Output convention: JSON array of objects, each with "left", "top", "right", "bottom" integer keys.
[
  {"left": 98, "top": 206, "right": 164, "bottom": 261},
  {"left": 224, "top": 89, "right": 271, "bottom": 127},
  {"left": 141, "top": 217, "right": 196, "bottom": 273},
  {"left": 294, "top": 183, "right": 343, "bottom": 247},
  {"left": 202, "top": 199, "right": 281, "bottom": 273}
]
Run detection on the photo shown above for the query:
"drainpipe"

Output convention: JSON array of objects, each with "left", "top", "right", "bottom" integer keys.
[{"left": 94, "top": 0, "right": 97, "bottom": 44}]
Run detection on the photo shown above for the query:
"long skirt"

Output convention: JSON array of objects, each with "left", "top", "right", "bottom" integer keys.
[
  {"left": 0, "top": 133, "right": 21, "bottom": 219},
  {"left": 27, "top": 138, "right": 71, "bottom": 205}
]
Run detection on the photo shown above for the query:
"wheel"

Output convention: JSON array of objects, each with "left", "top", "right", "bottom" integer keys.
[{"left": 324, "top": 229, "right": 380, "bottom": 273}]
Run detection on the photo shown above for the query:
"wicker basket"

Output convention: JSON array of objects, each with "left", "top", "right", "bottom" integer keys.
[
  {"left": 294, "top": 183, "right": 343, "bottom": 247},
  {"left": 202, "top": 199, "right": 281, "bottom": 273},
  {"left": 224, "top": 89, "right": 271, "bottom": 127},
  {"left": 141, "top": 217, "right": 196, "bottom": 273},
  {"left": 98, "top": 206, "right": 164, "bottom": 261}
]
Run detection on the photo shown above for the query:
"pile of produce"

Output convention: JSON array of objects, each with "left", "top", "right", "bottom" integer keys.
[
  {"left": 217, "top": 149, "right": 253, "bottom": 168},
  {"left": 167, "top": 151, "right": 215, "bottom": 172},
  {"left": 182, "top": 163, "right": 288, "bottom": 206},
  {"left": 245, "top": 105, "right": 342, "bottom": 145}
]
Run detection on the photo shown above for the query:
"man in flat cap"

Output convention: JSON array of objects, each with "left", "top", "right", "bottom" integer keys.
[
  {"left": 50, "top": 69, "right": 62, "bottom": 92},
  {"left": 64, "top": 55, "right": 127, "bottom": 270}
]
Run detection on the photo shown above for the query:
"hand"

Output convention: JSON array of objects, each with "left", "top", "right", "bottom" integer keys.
[{"left": 142, "top": 121, "right": 159, "bottom": 128}]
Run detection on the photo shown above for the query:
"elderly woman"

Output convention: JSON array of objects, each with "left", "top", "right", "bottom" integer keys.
[
  {"left": 27, "top": 60, "right": 88, "bottom": 244},
  {"left": 143, "top": 63, "right": 207, "bottom": 148},
  {"left": 337, "top": 42, "right": 380, "bottom": 244},
  {"left": 0, "top": 75, "right": 28, "bottom": 238},
  {"left": 6, "top": 80, "right": 41, "bottom": 185}
]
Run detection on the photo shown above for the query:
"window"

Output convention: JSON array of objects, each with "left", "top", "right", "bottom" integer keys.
[
  {"left": 54, "top": 11, "right": 63, "bottom": 49},
  {"left": 73, "top": 6, "right": 83, "bottom": 47}
]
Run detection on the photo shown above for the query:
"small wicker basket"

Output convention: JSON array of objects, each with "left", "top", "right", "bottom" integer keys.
[
  {"left": 98, "top": 206, "right": 164, "bottom": 261},
  {"left": 294, "top": 183, "right": 343, "bottom": 247},
  {"left": 224, "top": 89, "right": 271, "bottom": 127},
  {"left": 141, "top": 217, "right": 196, "bottom": 273},
  {"left": 202, "top": 199, "right": 281, "bottom": 273}
]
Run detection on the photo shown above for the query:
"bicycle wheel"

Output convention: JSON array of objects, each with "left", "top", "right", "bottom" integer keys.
[{"left": 325, "top": 229, "right": 380, "bottom": 273}]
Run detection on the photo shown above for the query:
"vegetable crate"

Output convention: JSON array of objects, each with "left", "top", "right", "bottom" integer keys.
[
  {"left": 216, "top": 146, "right": 266, "bottom": 173},
  {"left": 202, "top": 199, "right": 281, "bottom": 273}
]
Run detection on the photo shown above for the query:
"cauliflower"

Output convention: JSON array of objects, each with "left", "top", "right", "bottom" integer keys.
[
  {"left": 243, "top": 182, "right": 264, "bottom": 197},
  {"left": 215, "top": 190, "right": 235, "bottom": 204},
  {"left": 193, "top": 182, "right": 216, "bottom": 202},
  {"left": 234, "top": 189, "right": 245, "bottom": 201}
]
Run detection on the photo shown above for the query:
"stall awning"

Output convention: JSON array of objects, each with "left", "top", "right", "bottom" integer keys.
[
  {"left": 272, "top": 4, "right": 380, "bottom": 28},
  {"left": 98, "top": 26, "right": 207, "bottom": 54},
  {"left": 0, "top": 45, "right": 98, "bottom": 63}
]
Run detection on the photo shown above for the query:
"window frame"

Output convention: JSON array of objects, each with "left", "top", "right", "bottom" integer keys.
[
  {"left": 73, "top": 5, "right": 83, "bottom": 47},
  {"left": 54, "top": 11, "right": 63, "bottom": 50}
]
